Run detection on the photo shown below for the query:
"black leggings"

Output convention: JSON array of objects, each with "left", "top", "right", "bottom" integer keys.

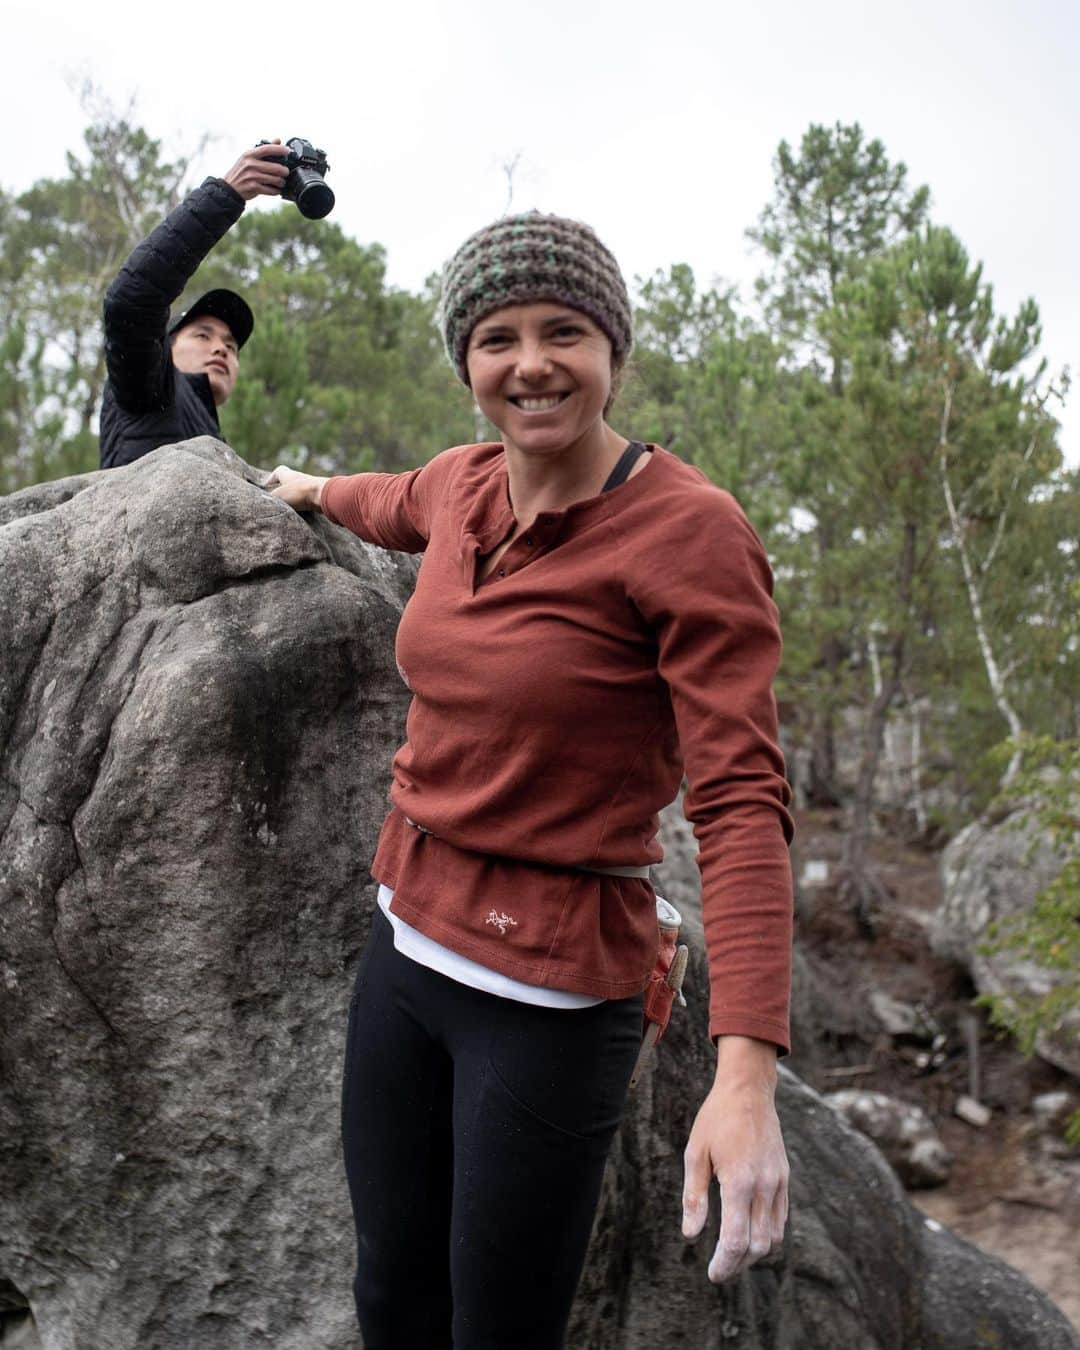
[{"left": 341, "top": 908, "right": 643, "bottom": 1349}]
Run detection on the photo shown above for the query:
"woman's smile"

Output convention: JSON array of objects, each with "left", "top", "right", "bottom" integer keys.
[{"left": 509, "top": 393, "right": 571, "bottom": 413}]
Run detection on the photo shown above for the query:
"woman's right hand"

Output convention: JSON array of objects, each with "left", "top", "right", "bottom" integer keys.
[{"left": 267, "top": 465, "right": 329, "bottom": 513}]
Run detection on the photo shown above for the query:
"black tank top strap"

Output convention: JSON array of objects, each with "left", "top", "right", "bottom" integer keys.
[{"left": 600, "top": 441, "right": 648, "bottom": 493}]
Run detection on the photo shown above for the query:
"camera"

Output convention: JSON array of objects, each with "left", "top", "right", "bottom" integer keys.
[{"left": 258, "top": 138, "right": 334, "bottom": 219}]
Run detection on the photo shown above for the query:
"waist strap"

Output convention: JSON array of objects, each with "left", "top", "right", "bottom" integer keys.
[
  {"left": 579, "top": 862, "right": 652, "bottom": 879},
  {"left": 404, "top": 818, "right": 650, "bottom": 880}
]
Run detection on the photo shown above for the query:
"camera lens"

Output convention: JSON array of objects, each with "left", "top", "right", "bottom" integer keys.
[{"left": 293, "top": 174, "right": 335, "bottom": 220}]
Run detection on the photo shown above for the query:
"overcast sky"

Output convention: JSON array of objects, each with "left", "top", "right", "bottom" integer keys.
[{"left": 7, "top": 0, "right": 1079, "bottom": 463}]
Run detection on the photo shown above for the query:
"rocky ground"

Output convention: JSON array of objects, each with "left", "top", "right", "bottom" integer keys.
[{"left": 792, "top": 807, "right": 1080, "bottom": 1329}]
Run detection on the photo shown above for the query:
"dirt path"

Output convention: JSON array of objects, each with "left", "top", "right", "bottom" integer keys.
[
  {"left": 793, "top": 808, "right": 1080, "bottom": 1330},
  {"left": 909, "top": 1110, "right": 1080, "bottom": 1327}
]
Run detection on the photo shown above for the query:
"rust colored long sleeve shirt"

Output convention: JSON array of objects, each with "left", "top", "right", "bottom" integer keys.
[{"left": 322, "top": 442, "right": 794, "bottom": 1050}]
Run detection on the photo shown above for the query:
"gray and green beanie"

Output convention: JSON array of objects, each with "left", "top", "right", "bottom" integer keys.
[{"left": 438, "top": 212, "right": 634, "bottom": 385}]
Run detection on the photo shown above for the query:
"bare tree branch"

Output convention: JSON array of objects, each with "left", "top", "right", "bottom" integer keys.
[
  {"left": 501, "top": 152, "right": 522, "bottom": 215},
  {"left": 938, "top": 378, "right": 1025, "bottom": 784}
]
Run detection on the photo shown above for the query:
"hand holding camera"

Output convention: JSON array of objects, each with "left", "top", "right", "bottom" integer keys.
[
  {"left": 223, "top": 141, "right": 291, "bottom": 202},
  {"left": 225, "top": 139, "right": 334, "bottom": 219},
  {"left": 255, "top": 137, "right": 334, "bottom": 218}
]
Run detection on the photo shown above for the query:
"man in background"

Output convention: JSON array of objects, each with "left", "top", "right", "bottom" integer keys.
[{"left": 99, "top": 141, "right": 288, "bottom": 469}]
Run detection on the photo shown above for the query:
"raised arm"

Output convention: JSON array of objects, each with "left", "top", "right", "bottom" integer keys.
[{"left": 102, "top": 144, "right": 288, "bottom": 413}]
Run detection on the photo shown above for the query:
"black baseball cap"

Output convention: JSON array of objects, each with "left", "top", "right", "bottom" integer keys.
[{"left": 168, "top": 289, "right": 254, "bottom": 349}]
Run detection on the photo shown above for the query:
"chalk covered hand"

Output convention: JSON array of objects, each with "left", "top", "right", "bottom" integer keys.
[
  {"left": 266, "top": 464, "right": 329, "bottom": 513},
  {"left": 682, "top": 1035, "right": 789, "bottom": 1283}
]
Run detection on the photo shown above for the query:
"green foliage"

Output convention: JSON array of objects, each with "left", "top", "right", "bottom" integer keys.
[
  {"left": 979, "top": 733, "right": 1080, "bottom": 1140},
  {"left": 0, "top": 116, "right": 192, "bottom": 491},
  {"left": 749, "top": 120, "right": 929, "bottom": 370},
  {"left": 623, "top": 265, "right": 791, "bottom": 528},
  {"left": 742, "top": 124, "right": 937, "bottom": 811},
  {"left": 194, "top": 213, "right": 475, "bottom": 473},
  {"left": 742, "top": 127, "right": 1072, "bottom": 837}
]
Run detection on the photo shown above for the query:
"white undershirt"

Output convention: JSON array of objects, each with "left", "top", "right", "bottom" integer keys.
[{"left": 377, "top": 884, "right": 604, "bottom": 1009}]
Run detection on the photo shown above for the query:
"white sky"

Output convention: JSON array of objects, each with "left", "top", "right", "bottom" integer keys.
[{"left": 7, "top": 0, "right": 1079, "bottom": 464}]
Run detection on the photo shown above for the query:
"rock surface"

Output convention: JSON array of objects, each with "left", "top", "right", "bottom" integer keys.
[
  {"left": 2, "top": 442, "right": 1076, "bottom": 1350},
  {"left": 824, "top": 1089, "right": 952, "bottom": 1187},
  {"left": 932, "top": 811, "right": 1079, "bottom": 1078},
  {"left": 0, "top": 441, "right": 415, "bottom": 1350},
  {"left": 869, "top": 990, "right": 941, "bottom": 1042}
]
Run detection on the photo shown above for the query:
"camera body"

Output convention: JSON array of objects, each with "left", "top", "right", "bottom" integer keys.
[{"left": 258, "top": 138, "right": 334, "bottom": 219}]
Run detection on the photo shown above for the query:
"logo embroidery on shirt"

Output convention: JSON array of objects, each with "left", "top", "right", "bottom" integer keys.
[{"left": 485, "top": 910, "right": 518, "bottom": 936}]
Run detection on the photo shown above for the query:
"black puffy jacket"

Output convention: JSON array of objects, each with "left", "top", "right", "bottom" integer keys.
[{"left": 99, "top": 178, "right": 245, "bottom": 469}]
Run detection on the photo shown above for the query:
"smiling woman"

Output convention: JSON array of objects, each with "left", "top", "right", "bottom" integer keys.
[{"left": 267, "top": 209, "right": 794, "bottom": 1350}]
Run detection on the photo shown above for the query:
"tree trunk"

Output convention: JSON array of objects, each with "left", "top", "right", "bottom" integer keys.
[
  {"left": 868, "top": 631, "right": 905, "bottom": 806},
  {"left": 909, "top": 700, "right": 929, "bottom": 837},
  {"left": 844, "top": 521, "right": 918, "bottom": 928},
  {"left": 938, "top": 386, "right": 1026, "bottom": 785},
  {"left": 808, "top": 511, "right": 845, "bottom": 806},
  {"left": 808, "top": 695, "right": 842, "bottom": 807}
]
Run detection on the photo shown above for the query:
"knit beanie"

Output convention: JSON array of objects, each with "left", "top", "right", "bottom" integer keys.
[{"left": 438, "top": 212, "right": 634, "bottom": 385}]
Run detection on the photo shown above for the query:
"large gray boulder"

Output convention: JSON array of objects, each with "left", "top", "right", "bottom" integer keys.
[
  {"left": 1, "top": 440, "right": 415, "bottom": 1349},
  {"left": 2, "top": 442, "right": 1076, "bottom": 1350},
  {"left": 932, "top": 811, "right": 1078, "bottom": 1078}
]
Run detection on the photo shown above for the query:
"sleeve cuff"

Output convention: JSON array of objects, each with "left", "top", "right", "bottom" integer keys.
[
  {"left": 320, "top": 475, "right": 346, "bottom": 525},
  {"left": 708, "top": 1013, "right": 790, "bottom": 1057}
]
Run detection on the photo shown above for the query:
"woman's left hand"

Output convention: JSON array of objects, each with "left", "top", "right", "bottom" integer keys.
[
  {"left": 265, "top": 464, "right": 329, "bottom": 513},
  {"left": 681, "top": 1035, "right": 789, "bottom": 1284}
]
